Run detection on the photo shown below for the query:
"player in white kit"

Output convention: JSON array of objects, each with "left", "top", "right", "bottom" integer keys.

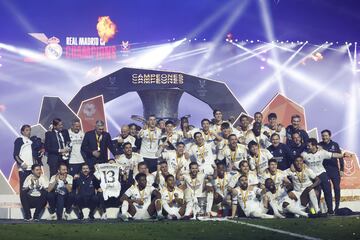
[
  {"left": 264, "top": 178, "right": 309, "bottom": 218},
  {"left": 120, "top": 173, "right": 160, "bottom": 220},
  {"left": 231, "top": 175, "right": 273, "bottom": 219},
  {"left": 217, "top": 134, "right": 248, "bottom": 174},
  {"left": 247, "top": 140, "right": 273, "bottom": 176},
  {"left": 286, "top": 156, "right": 321, "bottom": 214},
  {"left": 156, "top": 174, "right": 186, "bottom": 220},
  {"left": 188, "top": 132, "right": 220, "bottom": 175},
  {"left": 182, "top": 162, "right": 211, "bottom": 219}
]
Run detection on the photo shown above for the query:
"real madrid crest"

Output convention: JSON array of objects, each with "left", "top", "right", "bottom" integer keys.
[{"left": 45, "top": 36, "right": 63, "bottom": 60}]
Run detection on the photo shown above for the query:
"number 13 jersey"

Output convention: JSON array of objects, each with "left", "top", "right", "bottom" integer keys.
[{"left": 95, "top": 163, "right": 121, "bottom": 200}]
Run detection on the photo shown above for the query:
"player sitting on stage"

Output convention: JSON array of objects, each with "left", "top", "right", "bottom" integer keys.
[
  {"left": 264, "top": 178, "right": 309, "bottom": 218},
  {"left": 286, "top": 156, "right": 321, "bottom": 214},
  {"left": 231, "top": 175, "right": 273, "bottom": 219},
  {"left": 120, "top": 173, "right": 160, "bottom": 221},
  {"left": 156, "top": 174, "right": 186, "bottom": 220},
  {"left": 208, "top": 162, "right": 231, "bottom": 217}
]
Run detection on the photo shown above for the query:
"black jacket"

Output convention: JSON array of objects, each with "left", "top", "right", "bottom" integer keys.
[
  {"left": 81, "top": 130, "right": 117, "bottom": 163},
  {"left": 44, "top": 130, "right": 70, "bottom": 163}
]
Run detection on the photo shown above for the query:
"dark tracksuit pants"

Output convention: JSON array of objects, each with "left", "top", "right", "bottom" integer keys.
[
  {"left": 47, "top": 191, "right": 75, "bottom": 220},
  {"left": 75, "top": 194, "right": 99, "bottom": 214},
  {"left": 325, "top": 166, "right": 341, "bottom": 210},
  {"left": 20, "top": 190, "right": 47, "bottom": 219},
  {"left": 317, "top": 172, "right": 333, "bottom": 212}
]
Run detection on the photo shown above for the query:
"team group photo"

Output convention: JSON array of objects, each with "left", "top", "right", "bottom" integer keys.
[{"left": 1, "top": 0, "right": 360, "bottom": 239}]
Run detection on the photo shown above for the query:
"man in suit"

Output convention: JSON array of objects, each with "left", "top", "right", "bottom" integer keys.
[
  {"left": 81, "top": 120, "right": 119, "bottom": 170},
  {"left": 45, "top": 118, "right": 71, "bottom": 177}
]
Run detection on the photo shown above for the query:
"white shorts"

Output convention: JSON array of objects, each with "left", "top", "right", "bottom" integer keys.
[
  {"left": 133, "top": 204, "right": 151, "bottom": 220},
  {"left": 165, "top": 206, "right": 181, "bottom": 215}
]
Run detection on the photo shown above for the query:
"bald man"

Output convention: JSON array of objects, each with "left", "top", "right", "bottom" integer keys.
[{"left": 113, "top": 125, "right": 137, "bottom": 155}]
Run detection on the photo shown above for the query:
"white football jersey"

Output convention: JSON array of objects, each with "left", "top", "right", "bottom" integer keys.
[
  {"left": 161, "top": 150, "right": 190, "bottom": 175},
  {"left": 248, "top": 149, "right": 273, "bottom": 176},
  {"left": 286, "top": 167, "right": 317, "bottom": 192},
  {"left": 139, "top": 128, "right": 162, "bottom": 158},
  {"left": 228, "top": 171, "right": 259, "bottom": 188},
  {"left": 116, "top": 153, "right": 144, "bottom": 175},
  {"left": 183, "top": 172, "right": 206, "bottom": 200},
  {"left": 95, "top": 163, "right": 121, "bottom": 200},
  {"left": 68, "top": 129, "right": 85, "bottom": 164},
  {"left": 125, "top": 185, "right": 156, "bottom": 208},
  {"left": 259, "top": 169, "right": 288, "bottom": 190},
  {"left": 213, "top": 172, "right": 230, "bottom": 197},
  {"left": 218, "top": 144, "right": 248, "bottom": 171},
  {"left": 263, "top": 125, "right": 286, "bottom": 143},
  {"left": 160, "top": 187, "right": 184, "bottom": 206},
  {"left": 233, "top": 186, "right": 262, "bottom": 216},
  {"left": 245, "top": 131, "right": 271, "bottom": 149},
  {"left": 301, "top": 149, "right": 332, "bottom": 176},
  {"left": 188, "top": 142, "right": 217, "bottom": 175}
]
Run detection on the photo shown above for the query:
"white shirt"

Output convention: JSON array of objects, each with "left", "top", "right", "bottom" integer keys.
[
  {"left": 139, "top": 128, "right": 162, "bottom": 158},
  {"left": 125, "top": 185, "right": 156, "bottom": 208},
  {"left": 115, "top": 135, "right": 136, "bottom": 148},
  {"left": 228, "top": 171, "right": 259, "bottom": 188},
  {"left": 218, "top": 144, "right": 248, "bottom": 171},
  {"left": 233, "top": 186, "right": 262, "bottom": 216},
  {"left": 286, "top": 167, "right": 317, "bottom": 192},
  {"left": 94, "top": 163, "right": 121, "bottom": 200},
  {"left": 18, "top": 136, "right": 33, "bottom": 171},
  {"left": 248, "top": 149, "right": 273, "bottom": 176},
  {"left": 263, "top": 124, "right": 286, "bottom": 143},
  {"left": 213, "top": 172, "right": 230, "bottom": 197},
  {"left": 23, "top": 174, "right": 49, "bottom": 196},
  {"left": 160, "top": 187, "right": 184, "bottom": 206},
  {"left": 259, "top": 169, "right": 288, "bottom": 190},
  {"left": 49, "top": 174, "right": 73, "bottom": 195},
  {"left": 183, "top": 172, "right": 206, "bottom": 200},
  {"left": 68, "top": 129, "right": 85, "bottom": 164},
  {"left": 245, "top": 131, "right": 271, "bottom": 149},
  {"left": 301, "top": 149, "right": 332, "bottom": 176},
  {"left": 188, "top": 142, "right": 217, "bottom": 175},
  {"left": 116, "top": 153, "right": 144, "bottom": 175},
  {"left": 161, "top": 150, "right": 190, "bottom": 175}
]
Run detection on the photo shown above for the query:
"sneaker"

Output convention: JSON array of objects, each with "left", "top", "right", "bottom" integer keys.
[
  {"left": 24, "top": 218, "right": 32, "bottom": 222},
  {"left": 33, "top": 218, "right": 40, "bottom": 222},
  {"left": 47, "top": 213, "right": 57, "bottom": 221},
  {"left": 119, "top": 213, "right": 128, "bottom": 222}
]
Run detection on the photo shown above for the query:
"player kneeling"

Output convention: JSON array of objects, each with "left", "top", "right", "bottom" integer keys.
[
  {"left": 231, "top": 175, "right": 273, "bottom": 219},
  {"left": 119, "top": 173, "right": 160, "bottom": 221},
  {"left": 264, "top": 178, "right": 309, "bottom": 218},
  {"left": 156, "top": 174, "right": 186, "bottom": 220}
]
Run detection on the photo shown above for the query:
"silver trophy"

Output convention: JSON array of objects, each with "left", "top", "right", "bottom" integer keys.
[{"left": 62, "top": 142, "right": 72, "bottom": 161}]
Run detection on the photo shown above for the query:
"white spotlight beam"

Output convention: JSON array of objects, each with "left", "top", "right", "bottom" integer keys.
[
  {"left": 0, "top": 114, "right": 20, "bottom": 137},
  {"left": 190, "top": 0, "right": 250, "bottom": 75},
  {"left": 258, "top": 0, "right": 284, "bottom": 94}
]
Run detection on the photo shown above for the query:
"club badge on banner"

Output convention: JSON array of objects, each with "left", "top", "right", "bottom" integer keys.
[{"left": 77, "top": 95, "right": 107, "bottom": 132}]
